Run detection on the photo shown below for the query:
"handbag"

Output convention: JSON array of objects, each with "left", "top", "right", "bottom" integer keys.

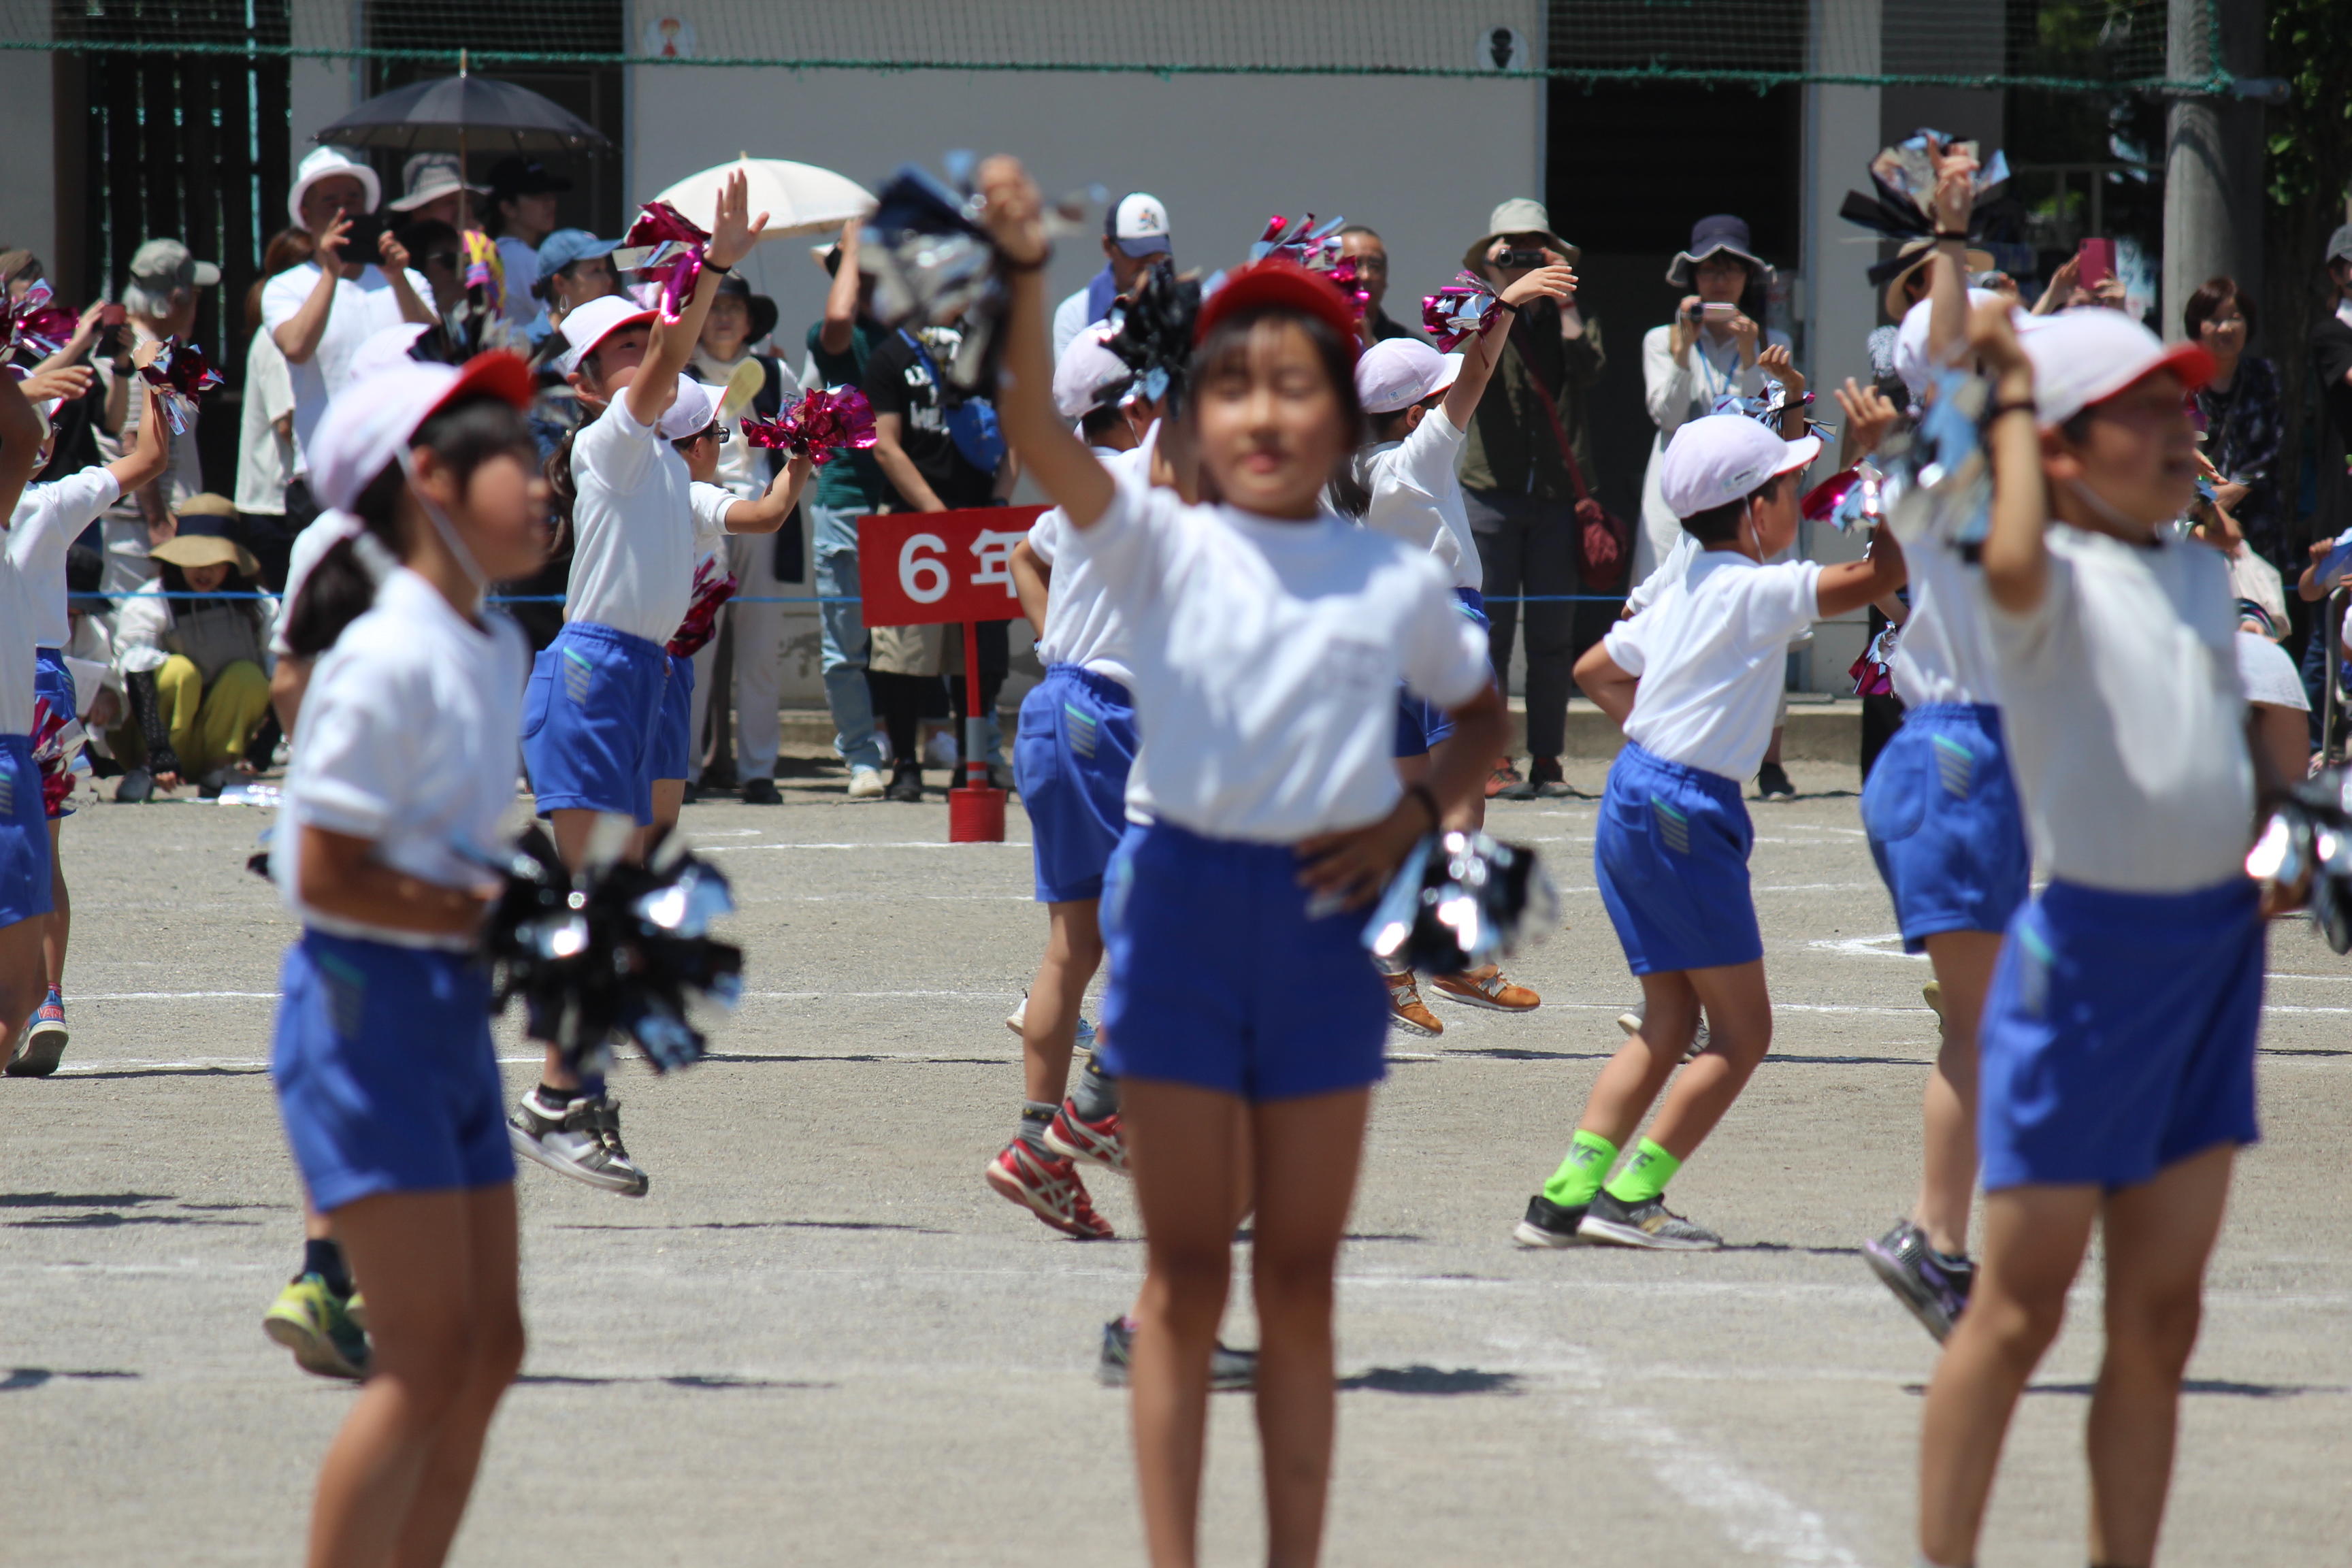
[{"left": 1508, "top": 338, "right": 1630, "bottom": 591}]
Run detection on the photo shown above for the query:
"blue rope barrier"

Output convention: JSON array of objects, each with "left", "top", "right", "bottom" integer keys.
[{"left": 89, "top": 591, "right": 1635, "bottom": 606}]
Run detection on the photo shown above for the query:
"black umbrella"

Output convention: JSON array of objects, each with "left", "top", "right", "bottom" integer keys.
[{"left": 310, "top": 57, "right": 610, "bottom": 157}]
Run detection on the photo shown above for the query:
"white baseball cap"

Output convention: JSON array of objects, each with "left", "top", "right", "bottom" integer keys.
[
  {"left": 345, "top": 321, "right": 429, "bottom": 387},
  {"left": 2021, "top": 306, "right": 2213, "bottom": 429},
  {"left": 656, "top": 379, "right": 728, "bottom": 440},
  {"left": 1356, "top": 338, "right": 1463, "bottom": 415},
  {"left": 1894, "top": 287, "right": 2010, "bottom": 399},
  {"left": 308, "top": 353, "right": 535, "bottom": 512},
  {"left": 1658, "top": 413, "right": 1822, "bottom": 517},
  {"left": 288, "top": 145, "right": 381, "bottom": 229},
  {"left": 1107, "top": 193, "right": 1172, "bottom": 258},
  {"left": 1053, "top": 325, "right": 1132, "bottom": 422},
  {"left": 557, "top": 295, "right": 659, "bottom": 376}
]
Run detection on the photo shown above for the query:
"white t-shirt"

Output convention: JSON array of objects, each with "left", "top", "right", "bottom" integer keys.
[
  {"left": 234, "top": 326, "right": 298, "bottom": 514},
  {"left": 1354, "top": 412, "right": 1480, "bottom": 591},
  {"left": 688, "top": 350, "right": 804, "bottom": 502},
  {"left": 1985, "top": 525, "right": 2251, "bottom": 893},
  {"left": 8, "top": 468, "right": 119, "bottom": 649},
  {"left": 1028, "top": 442, "right": 1148, "bottom": 687},
  {"left": 273, "top": 567, "right": 530, "bottom": 949},
  {"left": 1625, "top": 529, "right": 1699, "bottom": 615},
  {"left": 261, "top": 261, "right": 436, "bottom": 476},
  {"left": 1051, "top": 289, "right": 1096, "bottom": 362},
  {"left": 1063, "top": 484, "right": 1489, "bottom": 840},
  {"left": 1604, "top": 550, "right": 1823, "bottom": 781},
  {"left": 0, "top": 555, "right": 37, "bottom": 735},
  {"left": 687, "top": 479, "right": 735, "bottom": 563},
  {"left": 565, "top": 396, "right": 696, "bottom": 644},
  {"left": 1890, "top": 504, "right": 2002, "bottom": 709},
  {"left": 2236, "top": 628, "right": 2309, "bottom": 711},
  {"left": 496, "top": 236, "right": 541, "bottom": 327}
]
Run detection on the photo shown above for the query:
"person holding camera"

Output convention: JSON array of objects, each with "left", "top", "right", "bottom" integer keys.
[
  {"left": 1457, "top": 198, "right": 1607, "bottom": 800},
  {"left": 260, "top": 146, "right": 437, "bottom": 532}
]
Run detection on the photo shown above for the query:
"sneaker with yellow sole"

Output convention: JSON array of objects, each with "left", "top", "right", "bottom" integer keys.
[
  {"left": 1429, "top": 966, "right": 1540, "bottom": 1013},
  {"left": 263, "top": 1273, "right": 370, "bottom": 1380},
  {"left": 1384, "top": 971, "right": 1443, "bottom": 1036}
]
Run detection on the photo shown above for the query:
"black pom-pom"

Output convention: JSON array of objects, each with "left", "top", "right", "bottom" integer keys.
[
  {"left": 1363, "top": 830, "right": 1561, "bottom": 975},
  {"left": 1103, "top": 258, "right": 1203, "bottom": 414}
]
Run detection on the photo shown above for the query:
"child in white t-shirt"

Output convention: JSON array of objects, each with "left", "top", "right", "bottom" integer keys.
[
  {"left": 981, "top": 156, "right": 1508, "bottom": 1565},
  {"left": 1516, "top": 413, "right": 1902, "bottom": 1252},
  {"left": 0, "top": 369, "right": 59, "bottom": 1056}
]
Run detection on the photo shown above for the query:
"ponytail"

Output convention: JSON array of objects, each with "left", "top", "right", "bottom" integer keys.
[{"left": 544, "top": 425, "right": 580, "bottom": 562}]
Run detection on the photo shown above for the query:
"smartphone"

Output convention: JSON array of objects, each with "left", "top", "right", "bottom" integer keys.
[
  {"left": 2076, "top": 238, "right": 2115, "bottom": 290},
  {"left": 340, "top": 210, "right": 389, "bottom": 261}
]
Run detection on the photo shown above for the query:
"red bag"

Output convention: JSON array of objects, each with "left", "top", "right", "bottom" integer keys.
[{"left": 1510, "top": 339, "right": 1631, "bottom": 591}]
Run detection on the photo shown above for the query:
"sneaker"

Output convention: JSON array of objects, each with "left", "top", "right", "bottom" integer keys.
[
  {"left": 1043, "top": 1099, "right": 1126, "bottom": 1177},
  {"left": 1578, "top": 1188, "right": 1722, "bottom": 1250},
  {"left": 508, "top": 1090, "right": 650, "bottom": 1196},
  {"left": 1755, "top": 760, "right": 1796, "bottom": 799},
  {"left": 1526, "top": 755, "right": 1570, "bottom": 798},
  {"left": 1384, "top": 971, "right": 1443, "bottom": 1037},
  {"left": 1513, "top": 1194, "right": 1587, "bottom": 1248},
  {"left": 740, "top": 776, "right": 781, "bottom": 805},
  {"left": 263, "top": 1273, "right": 370, "bottom": 1380},
  {"left": 1922, "top": 979, "right": 1944, "bottom": 1023},
  {"left": 1097, "top": 1316, "right": 1257, "bottom": 1391},
  {"left": 985, "top": 1139, "right": 1113, "bottom": 1239},
  {"left": 1616, "top": 1009, "right": 1710, "bottom": 1063},
  {"left": 1002, "top": 994, "right": 1097, "bottom": 1051},
  {"left": 883, "top": 764, "right": 924, "bottom": 803},
  {"left": 1429, "top": 966, "right": 1540, "bottom": 1012},
  {"left": 847, "top": 765, "right": 886, "bottom": 800},
  {"left": 1484, "top": 758, "right": 1521, "bottom": 799},
  {"left": 7, "top": 990, "right": 69, "bottom": 1077},
  {"left": 1862, "top": 1219, "right": 1974, "bottom": 1343}
]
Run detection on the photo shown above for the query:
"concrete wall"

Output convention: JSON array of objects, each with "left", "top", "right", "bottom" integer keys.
[{"left": 0, "top": 23, "right": 58, "bottom": 266}]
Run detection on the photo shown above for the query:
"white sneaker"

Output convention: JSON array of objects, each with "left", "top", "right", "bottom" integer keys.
[
  {"left": 507, "top": 1090, "right": 649, "bottom": 1196},
  {"left": 847, "top": 765, "right": 885, "bottom": 800},
  {"left": 1618, "top": 1010, "right": 1710, "bottom": 1062}
]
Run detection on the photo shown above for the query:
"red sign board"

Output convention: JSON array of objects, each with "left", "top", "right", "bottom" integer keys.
[{"left": 857, "top": 506, "right": 1047, "bottom": 627}]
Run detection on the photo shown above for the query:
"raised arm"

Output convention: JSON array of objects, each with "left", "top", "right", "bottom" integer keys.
[
  {"left": 1441, "top": 264, "right": 1575, "bottom": 433},
  {"left": 274, "top": 216, "right": 350, "bottom": 365},
  {"left": 1924, "top": 143, "right": 1978, "bottom": 367},
  {"left": 818, "top": 219, "right": 862, "bottom": 357},
  {"left": 108, "top": 376, "right": 172, "bottom": 496},
  {"left": 1967, "top": 301, "right": 2048, "bottom": 613},
  {"left": 976, "top": 155, "right": 1115, "bottom": 529},
  {"left": 0, "top": 364, "right": 42, "bottom": 524},
  {"left": 627, "top": 171, "right": 768, "bottom": 429},
  {"left": 721, "top": 449, "right": 811, "bottom": 534}
]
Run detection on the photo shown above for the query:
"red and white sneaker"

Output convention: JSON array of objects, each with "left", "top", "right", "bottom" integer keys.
[
  {"left": 985, "top": 1139, "right": 1113, "bottom": 1239},
  {"left": 1043, "top": 1099, "right": 1126, "bottom": 1177}
]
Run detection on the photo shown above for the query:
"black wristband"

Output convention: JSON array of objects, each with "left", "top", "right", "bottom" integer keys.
[
  {"left": 1987, "top": 398, "right": 2037, "bottom": 421},
  {"left": 1492, "top": 299, "right": 1518, "bottom": 314},
  {"left": 1933, "top": 229, "right": 1970, "bottom": 242},
  {"left": 704, "top": 259, "right": 732, "bottom": 276}
]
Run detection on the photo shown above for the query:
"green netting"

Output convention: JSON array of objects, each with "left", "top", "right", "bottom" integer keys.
[{"left": 9, "top": 0, "right": 2230, "bottom": 95}]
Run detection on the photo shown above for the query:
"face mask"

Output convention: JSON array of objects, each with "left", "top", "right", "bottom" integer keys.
[{"left": 2063, "top": 474, "right": 2147, "bottom": 534}]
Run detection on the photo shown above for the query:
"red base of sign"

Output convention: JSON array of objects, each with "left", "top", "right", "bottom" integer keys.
[{"left": 947, "top": 785, "right": 1007, "bottom": 843}]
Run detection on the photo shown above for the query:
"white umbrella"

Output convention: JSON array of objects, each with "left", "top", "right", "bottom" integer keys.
[{"left": 651, "top": 155, "right": 874, "bottom": 242}]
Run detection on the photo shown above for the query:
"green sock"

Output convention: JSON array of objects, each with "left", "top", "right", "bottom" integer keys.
[
  {"left": 1541, "top": 1130, "right": 1618, "bottom": 1209},
  {"left": 1603, "top": 1139, "right": 1683, "bottom": 1205}
]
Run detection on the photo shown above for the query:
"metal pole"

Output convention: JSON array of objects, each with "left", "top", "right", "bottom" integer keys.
[
  {"left": 962, "top": 619, "right": 986, "bottom": 790},
  {"left": 2161, "top": 0, "right": 2225, "bottom": 340}
]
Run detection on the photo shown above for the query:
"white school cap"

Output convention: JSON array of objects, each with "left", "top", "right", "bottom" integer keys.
[
  {"left": 1053, "top": 324, "right": 1132, "bottom": 421},
  {"left": 308, "top": 353, "right": 534, "bottom": 511},
  {"left": 557, "top": 294, "right": 659, "bottom": 376},
  {"left": 287, "top": 145, "right": 381, "bottom": 228},
  {"left": 344, "top": 321, "right": 430, "bottom": 387},
  {"left": 655, "top": 378, "right": 727, "bottom": 440},
  {"left": 2021, "top": 307, "right": 2214, "bottom": 429},
  {"left": 1355, "top": 338, "right": 1463, "bottom": 415},
  {"left": 1893, "top": 287, "right": 2008, "bottom": 398},
  {"left": 1657, "top": 413, "right": 1821, "bottom": 517}
]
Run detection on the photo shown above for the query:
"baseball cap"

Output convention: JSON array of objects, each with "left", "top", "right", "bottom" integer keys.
[
  {"left": 656, "top": 379, "right": 727, "bottom": 440},
  {"left": 1356, "top": 338, "right": 1462, "bottom": 415},
  {"left": 556, "top": 295, "right": 657, "bottom": 376},
  {"left": 536, "top": 229, "right": 619, "bottom": 280},
  {"left": 2021, "top": 308, "right": 2214, "bottom": 429},
  {"left": 346, "top": 322, "right": 430, "bottom": 387},
  {"left": 128, "top": 238, "right": 220, "bottom": 292},
  {"left": 1107, "top": 193, "right": 1172, "bottom": 259},
  {"left": 288, "top": 145, "right": 380, "bottom": 229},
  {"left": 1658, "top": 414, "right": 1821, "bottom": 517},
  {"left": 1053, "top": 325, "right": 1132, "bottom": 422},
  {"left": 1194, "top": 258, "right": 1362, "bottom": 365},
  {"left": 308, "top": 353, "right": 535, "bottom": 512}
]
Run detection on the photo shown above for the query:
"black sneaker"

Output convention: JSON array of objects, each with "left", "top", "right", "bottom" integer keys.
[
  {"left": 1096, "top": 1316, "right": 1256, "bottom": 1391},
  {"left": 883, "top": 765, "right": 924, "bottom": 803},
  {"left": 507, "top": 1090, "right": 651, "bottom": 1196},
  {"left": 1755, "top": 761, "right": 1796, "bottom": 799},
  {"left": 1578, "top": 1188, "right": 1722, "bottom": 1250},
  {"left": 1513, "top": 1193, "right": 1587, "bottom": 1249},
  {"left": 740, "top": 777, "right": 781, "bottom": 805},
  {"left": 1861, "top": 1219, "right": 1973, "bottom": 1343},
  {"left": 1501, "top": 755, "right": 1567, "bottom": 801}
]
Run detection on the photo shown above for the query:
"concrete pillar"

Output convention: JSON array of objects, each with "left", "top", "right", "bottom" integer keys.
[{"left": 2161, "top": 0, "right": 2228, "bottom": 341}]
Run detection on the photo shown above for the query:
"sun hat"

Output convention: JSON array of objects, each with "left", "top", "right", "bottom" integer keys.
[
  {"left": 1666, "top": 214, "right": 1769, "bottom": 291},
  {"left": 288, "top": 145, "right": 381, "bottom": 229},
  {"left": 387, "top": 153, "right": 488, "bottom": 214},
  {"left": 175, "top": 492, "right": 240, "bottom": 520},
  {"left": 1194, "top": 257, "right": 1363, "bottom": 365},
  {"left": 307, "top": 353, "right": 536, "bottom": 512},
  {"left": 1053, "top": 324, "right": 1133, "bottom": 422},
  {"left": 1106, "top": 193, "right": 1172, "bottom": 259},
  {"left": 151, "top": 514, "right": 261, "bottom": 580},
  {"left": 128, "top": 239, "right": 220, "bottom": 293},
  {"left": 2020, "top": 308, "right": 2214, "bottom": 430},
  {"left": 1461, "top": 197, "right": 1580, "bottom": 272},
  {"left": 555, "top": 295, "right": 657, "bottom": 377},
  {"left": 1658, "top": 413, "right": 1821, "bottom": 517},
  {"left": 710, "top": 273, "right": 778, "bottom": 345},
  {"left": 1355, "top": 338, "right": 1463, "bottom": 415},
  {"left": 1880, "top": 236, "right": 1997, "bottom": 322}
]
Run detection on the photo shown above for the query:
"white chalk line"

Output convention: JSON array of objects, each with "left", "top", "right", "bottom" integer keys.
[{"left": 698, "top": 840, "right": 1030, "bottom": 853}]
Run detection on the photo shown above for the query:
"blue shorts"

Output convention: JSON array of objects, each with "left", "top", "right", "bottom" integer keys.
[
  {"left": 1978, "top": 878, "right": 2262, "bottom": 1192},
  {"left": 271, "top": 930, "right": 514, "bottom": 1211},
  {"left": 1100, "top": 820, "right": 1388, "bottom": 1101},
  {"left": 1394, "top": 588, "right": 1489, "bottom": 757},
  {"left": 1594, "top": 742, "right": 1760, "bottom": 975},
  {"left": 33, "top": 647, "right": 75, "bottom": 821},
  {"left": 0, "top": 734, "right": 55, "bottom": 927},
  {"left": 1861, "top": 703, "right": 2029, "bottom": 952},
  {"left": 1015, "top": 666, "right": 1138, "bottom": 903},
  {"left": 522, "top": 621, "right": 668, "bottom": 825},
  {"left": 650, "top": 651, "right": 696, "bottom": 784}
]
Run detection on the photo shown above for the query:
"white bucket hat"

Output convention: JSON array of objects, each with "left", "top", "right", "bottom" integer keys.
[{"left": 289, "top": 145, "right": 382, "bottom": 229}]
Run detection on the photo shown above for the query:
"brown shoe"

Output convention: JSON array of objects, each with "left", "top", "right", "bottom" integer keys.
[
  {"left": 1484, "top": 757, "right": 1522, "bottom": 799},
  {"left": 1429, "top": 966, "right": 1541, "bottom": 1012},
  {"left": 1384, "top": 971, "right": 1443, "bottom": 1037}
]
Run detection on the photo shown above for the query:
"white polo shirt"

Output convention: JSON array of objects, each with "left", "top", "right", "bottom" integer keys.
[
  {"left": 1353, "top": 410, "right": 1480, "bottom": 591},
  {"left": 1063, "top": 483, "right": 1489, "bottom": 840},
  {"left": 565, "top": 396, "right": 696, "bottom": 644},
  {"left": 1604, "top": 549, "right": 1823, "bottom": 781},
  {"left": 8, "top": 468, "right": 120, "bottom": 649}
]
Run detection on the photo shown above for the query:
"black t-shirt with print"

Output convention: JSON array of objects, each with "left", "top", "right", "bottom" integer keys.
[{"left": 862, "top": 329, "right": 998, "bottom": 511}]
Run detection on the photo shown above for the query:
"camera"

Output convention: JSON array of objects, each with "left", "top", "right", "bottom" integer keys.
[
  {"left": 1495, "top": 246, "right": 1549, "bottom": 270},
  {"left": 93, "top": 303, "right": 127, "bottom": 359}
]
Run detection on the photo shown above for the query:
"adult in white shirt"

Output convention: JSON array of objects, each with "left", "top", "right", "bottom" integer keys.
[
  {"left": 261, "top": 145, "right": 436, "bottom": 522},
  {"left": 234, "top": 227, "right": 315, "bottom": 590},
  {"left": 485, "top": 155, "right": 569, "bottom": 328},
  {"left": 1050, "top": 193, "right": 1171, "bottom": 360}
]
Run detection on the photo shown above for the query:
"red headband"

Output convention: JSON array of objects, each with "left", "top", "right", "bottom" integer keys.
[{"left": 1194, "top": 258, "right": 1362, "bottom": 362}]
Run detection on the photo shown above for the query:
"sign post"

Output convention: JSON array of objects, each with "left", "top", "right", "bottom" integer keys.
[{"left": 856, "top": 505, "right": 1046, "bottom": 843}]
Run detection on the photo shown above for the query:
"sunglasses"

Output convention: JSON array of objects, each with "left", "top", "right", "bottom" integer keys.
[{"left": 423, "top": 251, "right": 461, "bottom": 271}]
